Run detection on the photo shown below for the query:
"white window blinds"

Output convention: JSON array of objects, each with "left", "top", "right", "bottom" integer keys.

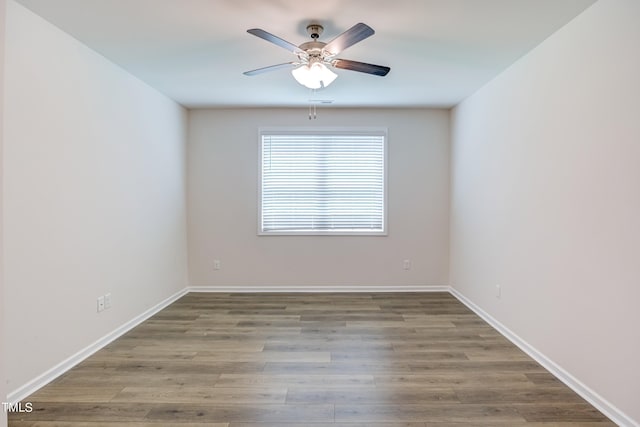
[{"left": 260, "top": 131, "right": 386, "bottom": 235}]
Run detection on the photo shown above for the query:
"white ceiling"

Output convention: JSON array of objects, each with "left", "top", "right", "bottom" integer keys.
[{"left": 16, "top": 0, "right": 597, "bottom": 108}]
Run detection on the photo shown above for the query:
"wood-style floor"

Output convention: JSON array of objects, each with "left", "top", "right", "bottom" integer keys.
[{"left": 11, "top": 292, "right": 614, "bottom": 426}]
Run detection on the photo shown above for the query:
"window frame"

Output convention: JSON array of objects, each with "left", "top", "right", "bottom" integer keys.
[{"left": 257, "top": 127, "right": 388, "bottom": 236}]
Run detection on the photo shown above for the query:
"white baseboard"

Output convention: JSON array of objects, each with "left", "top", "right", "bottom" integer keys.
[
  {"left": 449, "top": 287, "right": 637, "bottom": 427},
  {"left": 188, "top": 285, "right": 449, "bottom": 293},
  {"left": 7, "top": 287, "right": 188, "bottom": 404}
]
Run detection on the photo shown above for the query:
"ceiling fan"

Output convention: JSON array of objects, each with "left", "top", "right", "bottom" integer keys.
[{"left": 243, "top": 23, "right": 390, "bottom": 89}]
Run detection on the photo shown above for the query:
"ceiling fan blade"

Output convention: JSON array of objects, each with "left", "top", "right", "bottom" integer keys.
[
  {"left": 323, "top": 23, "right": 375, "bottom": 56},
  {"left": 243, "top": 62, "right": 296, "bottom": 76},
  {"left": 247, "top": 29, "right": 305, "bottom": 55},
  {"left": 332, "top": 59, "right": 390, "bottom": 76}
]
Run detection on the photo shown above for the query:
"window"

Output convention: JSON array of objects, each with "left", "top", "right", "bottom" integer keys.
[{"left": 259, "top": 128, "right": 387, "bottom": 235}]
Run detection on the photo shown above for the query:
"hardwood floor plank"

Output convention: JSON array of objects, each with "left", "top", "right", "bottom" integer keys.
[
  {"left": 193, "top": 350, "right": 331, "bottom": 363},
  {"left": 334, "top": 403, "right": 526, "bottom": 423},
  {"left": 111, "top": 360, "right": 265, "bottom": 374},
  {"left": 145, "top": 403, "right": 334, "bottom": 423},
  {"left": 215, "top": 373, "right": 375, "bottom": 388},
  {"left": 11, "top": 403, "right": 153, "bottom": 422},
  {"left": 525, "top": 372, "right": 567, "bottom": 385},
  {"left": 286, "top": 387, "right": 458, "bottom": 404},
  {"left": 9, "top": 423, "right": 230, "bottom": 427},
  {"left": 408, "top": 360, "right": 547, "bottom": 373},
  {"left": 463, "top": 350, "right": 531, "bottom": 361},
  {"left": 262, "top": 341, "right": 394, "bottom": 352},
  {"left": 262, "top": 361, "right": 414, "bottom": 374},
  {"left": 423, "top": 423, "right": 615, "bottom": 427},
  {"left": 454, "top": 386, "right": 587, "bottom": 404},
  {"left": 230, "top": 423, "right": 426, "bottom": 427},
  {"left": 54, "top": 373, "right": 220, "bottom": 388},
  {"left": 374, "top": 373, "right": 536, "bottom": 388},
  {"left": 111, "top": 341, "right": 266, "bottom": 351},
  {"left": 28, "top": 386, "right": 123, "bottom": 403},
  {"left": 331, "top": 350, "right": 469, "bottom": 362},
  {"left": 515, "top": 404, "right": 613, "bottom": 422},
  {"left": 111, "top": 386, "right": 287, "bottom": 404}
]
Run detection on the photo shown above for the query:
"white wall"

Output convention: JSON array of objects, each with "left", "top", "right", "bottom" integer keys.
[
  {"left": 3, "top": 0, "right": 188, "bottom": 394},
  {"left": 0, "top": 0, "right": 6, "bottom": 424},
  {"left": 450, "top": 0, "right": 640, "bottom": 424},
  {"left": 188, "top": 108, "right": 449, "bottom": 288}
]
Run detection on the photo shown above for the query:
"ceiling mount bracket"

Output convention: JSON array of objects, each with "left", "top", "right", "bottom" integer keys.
[{"left": 306, "top": 24, "right": 324, "bottom": 40}]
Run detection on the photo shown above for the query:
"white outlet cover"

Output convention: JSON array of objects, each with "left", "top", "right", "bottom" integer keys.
[{"left": 97, "top": 296, "right": 105, "bottom": 312}]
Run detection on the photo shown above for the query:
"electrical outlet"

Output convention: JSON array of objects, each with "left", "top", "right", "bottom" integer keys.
[
  {"left": 403, "top": 259, "right": 411, "bottom": 270},
  {"left": 213, "top": 259, "right": 221, "bottom": 270},
  {"left": 104, "top": 293, "right": 112, "bottom": 309},
  {"left": 496, "top": 285, "right": 501, "bottom": 299},
  {"left": 97, "top": 296, "right": 105, "bottom": 312}
]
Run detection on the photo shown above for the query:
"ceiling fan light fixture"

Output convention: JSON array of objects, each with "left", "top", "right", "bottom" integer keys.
[{"left": 291, "top": 62, "right": 337, "bottom": 89}]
